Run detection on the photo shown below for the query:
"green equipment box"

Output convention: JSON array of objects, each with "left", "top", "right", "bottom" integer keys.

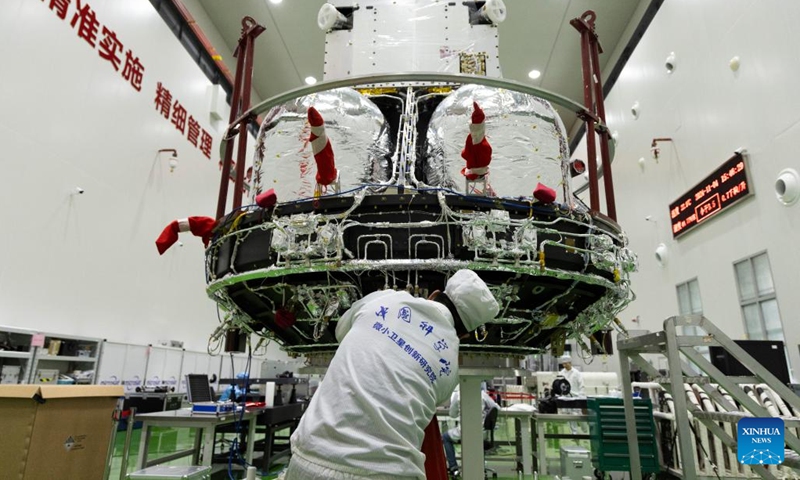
[{"left": 587, "top": 397, "right": 661, "bottom": 475}]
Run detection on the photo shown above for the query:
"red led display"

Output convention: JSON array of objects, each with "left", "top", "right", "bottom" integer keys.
[{"left": 669, "top": 153, "right": 752, "bottom": 238}]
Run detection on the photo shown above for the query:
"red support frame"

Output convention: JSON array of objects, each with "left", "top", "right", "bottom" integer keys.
[
  {"left": 215, "top": 17, "right": 265, "bottom": 220},
  {"left": 571, "top": 11, "right": 617, "bottom": 221}
]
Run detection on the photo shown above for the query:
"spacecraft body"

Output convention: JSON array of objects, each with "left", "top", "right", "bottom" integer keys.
[{"left": 205, "top": 0, "right": 635, "bottom": 364}]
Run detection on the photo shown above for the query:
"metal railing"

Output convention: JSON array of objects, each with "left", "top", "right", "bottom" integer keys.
[{"left": 618, "top": 315, "right": 800, "bottom": 480}]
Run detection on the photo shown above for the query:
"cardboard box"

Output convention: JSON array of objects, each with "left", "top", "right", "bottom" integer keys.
[
  {"left": 47, "top": 339, "right": 62, "bottom": 355},
  {"left": 0, "top": 384, "right": 123, "bottom": 479}
]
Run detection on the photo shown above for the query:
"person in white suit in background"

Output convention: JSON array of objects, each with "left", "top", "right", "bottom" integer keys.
[
  {"left": 558, "top": 354, "right": 585, "bottom": 436},
  {"left": 558, "top": 354, "right": 584, "bottom": 397}
]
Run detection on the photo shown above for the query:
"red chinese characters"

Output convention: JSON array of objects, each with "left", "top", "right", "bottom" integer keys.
[
  {"left": 98, "top": 26, "right": 124, "bottom": 71},
  {"left": 154, "top": 82, "right": 214, "bottom": 160},
  {"left": 171, "top": 101, "right": 188, "bottom": 134},
  {"left": 42, "top": 0, "right": 215, "bottom": 162},
  {"left": 45, "top": 0, "right": 145, "bottom": 92},
  {"left": 187, "top": 116, "right": 201, "bottom": 147},
  {"left": 199, "top": 130, "right": 213, "bottom": 159},
  {"left": 155, "top": 83, "right": 172, "bottom": 119},
  {"left": 48, "top": 0, "right": 71, "bottom": 20},
  {"left": 122, "top": 50, "right": 145, "bottom": 91},
  {"left": 721, "top": 182, "right": 748, "bottom": 202},
  {"left": 70, "top": 0, "right": 99, "bottom": 47}
]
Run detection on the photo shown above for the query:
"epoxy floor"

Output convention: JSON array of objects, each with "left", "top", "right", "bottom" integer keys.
[{"left": 109, "top": 419, "right": 589, "bottom": 479}]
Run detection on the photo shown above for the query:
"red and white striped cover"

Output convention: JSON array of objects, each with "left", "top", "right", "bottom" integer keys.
[
  {"left": 155, "top": 216, "right": 216, "bottom": 254},
  {"left": 308, "top": 106, "right": 338, "bottom": 186}
]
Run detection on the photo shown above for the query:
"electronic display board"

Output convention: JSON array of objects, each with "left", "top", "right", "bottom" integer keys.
[{"left": 669, "top": 153, "right": 752, "bottom": 238}]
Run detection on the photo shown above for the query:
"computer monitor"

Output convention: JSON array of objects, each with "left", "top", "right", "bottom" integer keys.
[
  {"left": 185, "top": 374, "right": 214, "bottom": 403},
  {"left": 709, "top": 340, "right": 790, "bottom": 384}
]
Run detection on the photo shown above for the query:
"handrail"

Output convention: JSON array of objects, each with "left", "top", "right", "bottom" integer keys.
[
  {"left": 216, "top": 71, "right": 616, "bottom": 165},
  {"left": 618, "top": 314, "right": 800, "bottom": 479}
]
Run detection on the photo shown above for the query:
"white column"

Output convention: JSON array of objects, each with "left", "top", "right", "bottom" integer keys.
[
  {"left": 460, "top": 376, "right": 484, "bottom": 480},
  {"left": 519, "top": 416, "right": 533, "bottom": 476},
  {"left": 246, "top": 414, "right": 257, "bottom": 464}
]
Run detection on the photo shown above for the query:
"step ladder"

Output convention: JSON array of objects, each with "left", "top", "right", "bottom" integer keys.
[{"left": 617, "top": 315, "right": 800, "bottom": 480}]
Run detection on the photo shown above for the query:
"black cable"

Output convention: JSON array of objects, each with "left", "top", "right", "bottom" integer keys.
[
  {"left": 668, "top": 426, "right": 678, "bottom": 468},
  {"left": 223, "top": 343, "right": 260, "bottom": 473},
  {"left": 686, "top": 419, "right": 722, "bottom": 480},
  {"left": 227, "top": 351, "right": 238, "bottom": 480}
]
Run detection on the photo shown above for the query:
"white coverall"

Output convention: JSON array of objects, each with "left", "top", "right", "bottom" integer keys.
[
  {"left": 558, "top": 366, "right": 584, "bottom": 396},
  {"left": 287, "top": 290, "right": 460, "bottom": 479},
  {"left": 558, "top": 366, "right": 585, "bottom": 435}
]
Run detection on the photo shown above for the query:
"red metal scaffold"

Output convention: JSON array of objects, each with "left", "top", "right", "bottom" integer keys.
[
  {"left": 216, "top": 17, "right": 265, "bottom": 220},
  {"left": 571, "top": 11, "right": 617, "bottom": 221}
]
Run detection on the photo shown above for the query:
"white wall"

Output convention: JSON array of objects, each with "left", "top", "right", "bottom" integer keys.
[
  {"left": 0, "top": 0, "right": 255, "bottom": 353},
  {"left": 573, "top": 0, "right": 800, "bottom": 376},
  {"left": 181, "top": 0, "right": 263, "bottom": 110}
]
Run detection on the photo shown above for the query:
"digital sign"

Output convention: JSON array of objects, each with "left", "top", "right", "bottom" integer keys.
[{"left": 670, "top": 153, "right": 752, "bottom": 238}]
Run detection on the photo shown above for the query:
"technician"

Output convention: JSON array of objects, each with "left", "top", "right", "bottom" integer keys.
[
  {"left": 558, "top": 354, "right": 584, "bottom": 396},
  {"left": 442, "top": 384, "right": 500, "bottom": 476},
  {"left": 285, "top": 269, "right": 499, "bottom": 479},
  {"left": 558, "top": 354, "right": 585, "bottom": 436}
]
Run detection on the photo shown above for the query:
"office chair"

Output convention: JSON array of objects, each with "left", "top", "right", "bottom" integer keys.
[{"left": 483, "top": 407, "right": 499, "bottom": 479}]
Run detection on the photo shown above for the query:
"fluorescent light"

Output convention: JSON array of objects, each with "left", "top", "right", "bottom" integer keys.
[
  {"left": 528, "top": 69, "right": 541, "bottom": 80},
  {"left": 269, "top": 0, "right": 283, "bottom": 4},
  {"left": 304, "top": 76, "right": 318, "bottom": 85}
]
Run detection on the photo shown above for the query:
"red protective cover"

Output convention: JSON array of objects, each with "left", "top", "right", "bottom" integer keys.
[
  {"left": 155, "top": 216, "right": 216, "bottom": 254},
  {"left": 461, "top": 102, "right": 492, "bottom": 181},
  {"left": 421, "top": 416, "right": 449, "bottom": 480},
  {"left": 533, "top": 182, "right": 557, "bottom": 203},
  {"left": 256, "top": 188, "right": 277, "bottom": 209},
  {"left": 308, "top": 107, "right": 338, "bottom": 186}
]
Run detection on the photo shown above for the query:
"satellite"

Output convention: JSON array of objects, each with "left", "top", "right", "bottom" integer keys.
[{"left": 198, "top": 1, "right": 636, "bottom": 369}]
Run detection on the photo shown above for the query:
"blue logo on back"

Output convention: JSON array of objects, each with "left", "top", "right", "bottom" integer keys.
[{"left": 738, "top": 417, "right": 784, "bottom": 465}]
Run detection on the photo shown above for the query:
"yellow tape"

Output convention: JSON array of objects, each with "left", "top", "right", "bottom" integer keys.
[
  {"left": 357, "top": 87, "right": 398, "bottom": 95},
  {"left": 427, "top": 86, "right": 453, "bottom": 94}
]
